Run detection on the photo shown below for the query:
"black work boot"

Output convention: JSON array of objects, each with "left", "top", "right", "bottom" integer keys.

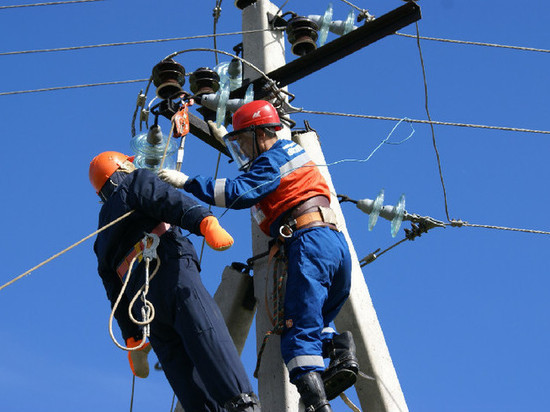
[
  {"left": 295, "top": 371, "right": 333, "bottom": 412},
  {"left": 321, "top": 331, "right": 359, "bottom": 400},
  {"left": 224, "top": 392, "right": 261, "bottom": 411}
]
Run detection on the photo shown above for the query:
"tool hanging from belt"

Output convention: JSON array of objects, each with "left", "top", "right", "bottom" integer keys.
[{"left": 109, "top": 223, "right": 169, "bottom": 352}]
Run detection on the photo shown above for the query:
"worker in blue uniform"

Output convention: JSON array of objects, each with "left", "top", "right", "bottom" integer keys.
[
  {"left": 159, "top": 100, "right": 359, "bottom": 411},
  {"left": 89, "top": 151, "right": 261, "bottom": 412}
]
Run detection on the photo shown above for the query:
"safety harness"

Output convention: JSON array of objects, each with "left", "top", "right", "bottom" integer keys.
[
  {"left": 109, "top": 222, "right": 170, "bottom": 352},
  {"left": 116, "top": 222, "right": 170, "bottom": 281},
  {"left": 254, "top": 196, "right": 339, "bottom": 377},
  {"left": 269, "top": 195, "right": 339, "bottom": 260}
]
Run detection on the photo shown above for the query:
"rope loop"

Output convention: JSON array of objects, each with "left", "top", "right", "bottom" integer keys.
[{"left": 108, "top": 231, "right": 162, "bottom": 351}]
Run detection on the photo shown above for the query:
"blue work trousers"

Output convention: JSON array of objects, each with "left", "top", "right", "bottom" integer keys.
[
  {"left": 132, "top": 256, "right": 252, "bottom": 411},
  {"left": 280, "top": 226, "right": 352, "bottom": 382}
]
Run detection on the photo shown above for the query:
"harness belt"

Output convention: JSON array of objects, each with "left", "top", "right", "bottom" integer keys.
[
  {"left": 269, "top": 196, "right": 339, "bottom": 262},
  {"left": 280, "top": 195, "right": 339, "bottom": 238},
  {"left": 116, "top": 222, "right": 171, "bottom": 281}
]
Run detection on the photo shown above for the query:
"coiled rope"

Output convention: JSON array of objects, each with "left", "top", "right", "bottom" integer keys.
[{"left": 108, "top": 241, "right": 161, "bottom": 351}]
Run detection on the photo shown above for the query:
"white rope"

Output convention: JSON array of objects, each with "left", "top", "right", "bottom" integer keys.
[
  {"left": 128, "top": 257, "right": 160, "bottom": 326},
  {"left": 108, "top": 234, "right": 162, "bottom": 351},
  {"left": 108, "top": 255, "right": 149, "bottom": 352},
  {"left": 0, "top": 210, "right": 134, "bottom": 292}
]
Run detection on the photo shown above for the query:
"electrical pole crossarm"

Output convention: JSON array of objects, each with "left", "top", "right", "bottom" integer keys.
[
  {"left": 188, "top": 112, "right": 231, "bottom": 157},
  {"left": 179, "top": 2, "right": 421, "bottom": 158},
  {"left": 229, "top": 1, "right": 422, "bottom": 100}
]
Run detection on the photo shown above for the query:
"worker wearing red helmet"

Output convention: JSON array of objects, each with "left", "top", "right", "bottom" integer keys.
[
  {"left": 90, "top": 151, "right": 261, "bottom": 412},
  {"left": 159, "top": 100, "right": 358, "bottom": 411}
]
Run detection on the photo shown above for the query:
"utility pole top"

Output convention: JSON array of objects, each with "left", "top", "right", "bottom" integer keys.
[{"left": 178, "top": 1, "right": 421, "bottom": 154}]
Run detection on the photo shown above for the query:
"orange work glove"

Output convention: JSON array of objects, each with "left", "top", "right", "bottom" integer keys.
[
  {"left": 200, "top": 215, "right": 234, "bottom": 251},
  {"left": 126, "top": 337, "right": 152, "bottom": 378}
]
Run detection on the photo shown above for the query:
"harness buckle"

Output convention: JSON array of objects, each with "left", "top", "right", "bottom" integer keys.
[
  {"left": 279, "top": 223, "right": 294, "bottom": 238},
  {"left": 142, "top": 232, "right": 160, "bottom": 261}
]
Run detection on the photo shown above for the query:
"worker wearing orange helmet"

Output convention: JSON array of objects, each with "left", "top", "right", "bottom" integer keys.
[
  {"left": 90, "top": 151, "right": 260, "bottom": 412},
  {"left": 159, "top": 100, "right": 358, "bottom": 411}
]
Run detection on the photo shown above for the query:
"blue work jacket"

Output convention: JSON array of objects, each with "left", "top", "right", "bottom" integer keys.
[
  {"left": 93, "top": 168, "right": 211, "bottom": 340},
  {"left": 184, "top": 139, "right": 330, "bottom": 237}
]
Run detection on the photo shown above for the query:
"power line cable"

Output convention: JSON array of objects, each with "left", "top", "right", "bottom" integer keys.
[
  {"left": 338, "top": 0, "right": 549, "bottom": 54},
  {"left": 0, "top": 29, "right": 280, "bottom": 57},
  {"left": 338, "top": 0, "right": 364, "bottom": 12},
  {"left": 2, "top": 78, "right": 547, "bottom": 137},
  {"left": 0, "top": 0, "right": 103, "bottom": 9},
  {"left": 2, "top": 28, "right": 546, "bottom": 59},
  {"left": 212, "top": 0, "right": 223, "bottom": 65},
  {"left": 447, "top": 221, "right": 550, "bottom": 235},
  {"left": 0, "top": 79, "right": 148, "bottom": 96},
  {"left": 395, "top": 32, "right": 550, "bottom": 54},
  {"left": 414, "top": 21, "right": 452, "bottom": 222},
  {"left": 2, "top": 79, "right": 547, "bottom": 137},
  {"left": 298, "top": 109, "right": 550, "bottom": 135}
]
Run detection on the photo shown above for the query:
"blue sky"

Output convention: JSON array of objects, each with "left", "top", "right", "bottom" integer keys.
[{"left": 1, "top": 0, "right": 549, "bottom": 411}]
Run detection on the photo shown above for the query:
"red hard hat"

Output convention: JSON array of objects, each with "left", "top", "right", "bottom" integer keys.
[
  {"left": 232, "top": 100, "right": 282, "bottom": 133},
  {"left": 89, "top": 151, "right": 133, "bottom": 193}
]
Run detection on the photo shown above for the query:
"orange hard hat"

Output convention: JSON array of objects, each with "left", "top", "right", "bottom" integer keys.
[{"left": 89, "top": 151, "right": 133, "bottom": 193}]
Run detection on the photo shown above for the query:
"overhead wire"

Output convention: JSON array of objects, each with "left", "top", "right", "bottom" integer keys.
[
  {"left": 212, "top": 0, "right": 223, "bottom": 65},
  {"left": 0, "top": 26, "right": 546, "bottom": 57},
  {"left": 447, "top": 221, "right": 550, "bottom": 235},
  {"left": 297, "top": 109, "right": 550, "bottom": 135},
  {"left": 338, "top": 0, "right": 364, "bottom": 12},
  {"left": 199, "top": 0, "right": 225, "bottom": 264},
  {"left": 360, "top": 217, "right": 550, "bottom": 267},
  {"left": 395, "top": 32, "right": 550, "bottom": 54},
  {"left": 4, "top": 79, "right": 548, "bottom": 135},
  {"left": 0, "top": 29, "right": 282, "bottom": 57},
  {"left": 339, "top": 0, "right": 549, "bottom": 54},
  {"left": 414, "top": 21, "right": 452, "bottom": 222},
  {"left": 0, "top": 79, "right": 148, "bottom": 96},
  {"left": 0, "top": 0, "right": 103, "bottom": 9}
]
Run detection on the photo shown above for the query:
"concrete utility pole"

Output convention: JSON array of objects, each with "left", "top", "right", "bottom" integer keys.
[
  {"left": 240, "top": 1, "right": 301, "bottom": 409},
  {"left": 227, "top": 1, "right": 409, "bottom": 411}
]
